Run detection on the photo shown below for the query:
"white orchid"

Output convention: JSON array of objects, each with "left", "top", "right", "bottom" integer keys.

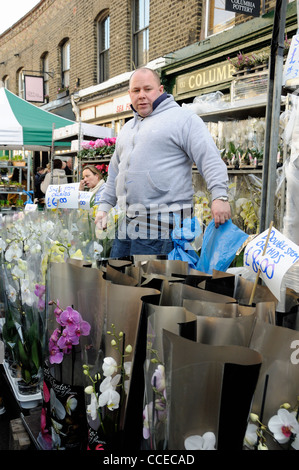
[
  {"left": 21, "top": 278, "right": 35, "bottom": 306},
  {"left": 99, "top": 374, "right": 121, "bottom": 393},
  {"left": 6, "top": 284, "right": 17, "bottom": 303},
  {"left": 87, "top": 392, "right": 100, "bottom": 420},
  {"left": 244, "top": 423, "right": 258, "bottom": 448},
  {"left": 291, "top": 433, "right": 299, "bottom": 450},
  {"left": 98, "top": 388, "right": 120, "bottom": 411},
  {"left": 0, "top": 237, "right": 6, "bottom": 252},
  {"left": 268, "top": 408, "right": 299, "bottom": 444},
  {"left": 5, "top": 243, "right": 22, "bottom": 262},
  {"left": 184, "top": 432, "right": 216, "bottom": 450},
  {"left": 102, "top": 357, "right": 118, "bottom": 377},
  {"left": 93, "top": 241, "right": 103, "bottom": 256}
]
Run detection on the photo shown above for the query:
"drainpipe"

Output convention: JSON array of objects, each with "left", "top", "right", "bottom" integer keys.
[{"left": 260, "top": 0, "right": 287, "bottom": 232}]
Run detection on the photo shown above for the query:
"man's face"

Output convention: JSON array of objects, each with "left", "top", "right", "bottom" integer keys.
[{"left": 128, "top": 69, "right": 164, "bottom": 118}]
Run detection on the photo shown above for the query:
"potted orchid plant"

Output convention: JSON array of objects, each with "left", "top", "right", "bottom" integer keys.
[{"left": 82, "top": 323, "right": 133, "bottom": 450}]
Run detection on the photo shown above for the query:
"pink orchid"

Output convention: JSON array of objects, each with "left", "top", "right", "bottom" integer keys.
[
  {"left": 67, "top": 319, "right": 91, "bottom": 338},
  {"left": 34, "top": 284, "right": 46, "bottom": 298},
  {"left": 49, "top": 343, "right": 64, "bottom": 364},
  {"left": 59, "top": 306, "right": 81, "bottom": 327}
]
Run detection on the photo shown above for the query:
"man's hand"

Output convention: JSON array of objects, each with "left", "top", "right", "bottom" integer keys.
[
  {"left": 95, "top": 210, "right": 108, "bottom": 230},
  {"left": 211, "top": 199, "right": 231, "bottom": 228}
]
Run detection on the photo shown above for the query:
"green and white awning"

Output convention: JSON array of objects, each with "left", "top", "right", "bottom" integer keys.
[{"left": 0, "top": 87, "right": 73, "bottom": 147}]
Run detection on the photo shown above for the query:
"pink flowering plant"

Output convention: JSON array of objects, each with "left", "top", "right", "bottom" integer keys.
[
  {"left": 78, "top": 137, "right": 116, "bottom": 160},
  {"left": 48, "top": 300, "right": 91, "bottom": 365}
]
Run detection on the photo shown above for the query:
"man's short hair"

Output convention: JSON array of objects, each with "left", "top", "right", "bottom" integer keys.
[{"left": 129, "top": 67, "right": 161, "bottom": 87}]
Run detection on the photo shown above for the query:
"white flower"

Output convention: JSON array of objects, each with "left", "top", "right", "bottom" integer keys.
[
  {"left": 268, "top": 408, "right": 299, "bottom": 444},
  {"left": 87, "top": 392, "right": 99, "bottom": 420},
  {"left": 291, "top": 433, "right": 299, "bottom": 450},
  {"left": 99, "top": 374, "right": 120, "bottom": 393},
  {"left": 93, "top": 241, "right": 103, "bottom": 255},
  {"left": 98, "top": 388, "right": 120, "bottom": 410},
  {"left": 5, "top": 243, "right": 22, "bottom": 262},
  {"left": 102, "top": 357, "right": 118, "bottom": 376},
  {"left": 244, "top": 423, "right": 258, "bottom": 448},
  {"left": 184, "top": 432, "right": 216, "bottom": 450},
  {"left": 151, "top": 364, "right": 165, "bottom": 392},
  {"left": 21, "top": 279, "right": 35, "bottom": 306},
  {"left": 6, "top": 284, "right": 17, "bottom": 303},
  {"left": 0, "top": 238, "right": 6, "bottom": 252}
]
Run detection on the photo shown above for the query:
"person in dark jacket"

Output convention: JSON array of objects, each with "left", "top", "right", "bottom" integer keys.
[{"left": 34, "top": 167, "right": 46, "bottom": 201}]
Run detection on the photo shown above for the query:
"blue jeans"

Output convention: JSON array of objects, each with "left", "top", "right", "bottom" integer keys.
[{"left": 110, "top": 213, "right": 175, "bottom": 257}]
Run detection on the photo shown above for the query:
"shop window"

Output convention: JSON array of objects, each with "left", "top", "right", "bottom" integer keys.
[
  {"left": 206, "top": 0, "right": 235, "bottom": 37},
  {"left": 17, "top": 68, "right": 24, "bottom": 98},
  {"left": 132, "top": 0, "right": 149, "bottom": 68},
  {"left": 41, "top": 52, "right": 49, "bottom": 97},
  {"left": 98, "top": 15, "right": 110, "bottom": 83},
  {"left": 61, "top": 39, "right": 70, "bottom": 89}
]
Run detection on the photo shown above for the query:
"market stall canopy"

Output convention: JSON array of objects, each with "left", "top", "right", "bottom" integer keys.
[{"left": 0, "top": 87, "right": 74, "bottom": 149}]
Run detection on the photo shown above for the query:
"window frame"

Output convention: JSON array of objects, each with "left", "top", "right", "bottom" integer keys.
[
  {"left": 17, "top": 68, "right": 24, "bottom": 98},
  {"left": 61, "top": 39, "right": 70, "bottom": 89},
  {"left": 132, "top": 0, "right": 149, "bottom": 68},
  {"left": 98, "top": 14, "right": 110, "bottom": 83},
  {"left": 205, "top": 0, "right": 235, "bottom": 38},
  {"left": 41, "top": 52, "right": 49, "bottom": 97}
]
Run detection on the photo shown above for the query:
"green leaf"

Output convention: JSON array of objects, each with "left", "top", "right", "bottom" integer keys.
[
  {"left": 18, "top": 340, "right": 29, "bottom": 367},
  {"left": 31, "top": 339, "right": 40, "bottom": 371}
]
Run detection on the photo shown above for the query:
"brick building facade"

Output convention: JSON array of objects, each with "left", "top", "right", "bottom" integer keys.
[{"left": 0, "top": 0, "right": 295, "bottom": 129}]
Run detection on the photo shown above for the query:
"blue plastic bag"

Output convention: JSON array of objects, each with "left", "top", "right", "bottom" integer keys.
[
  {"left": 196, "top": 219, "right": 249, "bottom": 274},
  {"left": 168, "top": 214, "right": 201, "bottom": 269}
]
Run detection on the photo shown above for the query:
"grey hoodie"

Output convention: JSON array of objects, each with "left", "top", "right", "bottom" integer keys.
[{"left": 97, "top": 94, "right": 228, "bottom": 217}]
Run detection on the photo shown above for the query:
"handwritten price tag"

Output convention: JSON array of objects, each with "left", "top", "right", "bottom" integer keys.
[
  {"left": 244, "top": 226, "right": 299, "bottom": 300},
  {"left": 79, "top": 191, "right": 92, "bottom": 210},
  {"left": 45, "top": 183, "right": 80, "bottom": 209}
]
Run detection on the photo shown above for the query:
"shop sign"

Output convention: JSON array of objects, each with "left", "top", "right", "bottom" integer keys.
[
  {"left": 225, "top": 0, "right": 260, "bottom": 17},
  {"left": 24, "top": 75, "right": 44, "bottom": 103},
  {"left": 113, "top": 95, "right": 132, "bottom": 114},
  {"left": 176, "top": 62, "right": 235, "bottom": 95}
]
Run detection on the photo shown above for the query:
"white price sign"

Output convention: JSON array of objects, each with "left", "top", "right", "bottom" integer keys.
[
  {"left": 244, "top": 226, "right": 299, "bottom": 300},
  {"left": 46, "top": 183, "right": 80, "bottom": 209},
  {"left": 79, "top": 191, "right": 92, "bottom": 210}
]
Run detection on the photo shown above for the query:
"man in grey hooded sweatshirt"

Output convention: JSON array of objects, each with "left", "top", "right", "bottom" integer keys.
[{"left": 95, "top": 67, "right": 231, "bottom": 257}]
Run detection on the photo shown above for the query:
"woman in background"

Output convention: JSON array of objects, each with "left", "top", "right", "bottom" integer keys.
[{"left": 79, "top": 165, "right": 105, "bottom": 199}]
